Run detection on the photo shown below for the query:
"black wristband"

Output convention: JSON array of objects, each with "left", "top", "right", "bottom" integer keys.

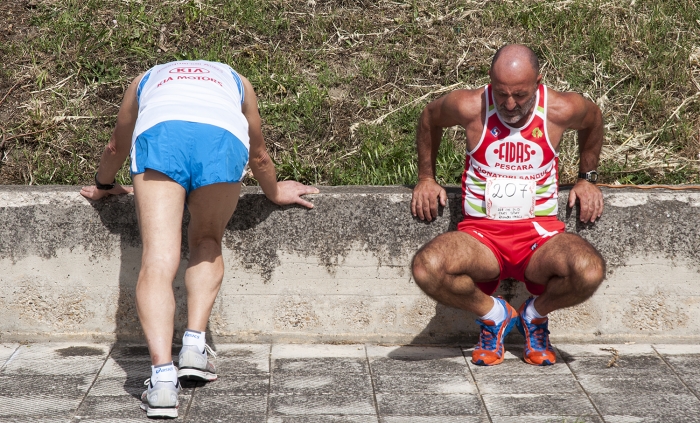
[
  {"left": 95, "top": 172, "right": 115, "bottom": 190},
  {"left": 577, "top": 170, "right": 598, "bottom": 183}
]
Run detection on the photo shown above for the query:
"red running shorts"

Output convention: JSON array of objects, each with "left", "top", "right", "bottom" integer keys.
[{"left": 456, "top": 216, "right": 566, "bottom": 295}]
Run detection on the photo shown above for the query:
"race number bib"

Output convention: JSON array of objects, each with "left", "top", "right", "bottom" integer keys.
[{"left": 485, "top": 178, "right": 536, "bottom": 220}]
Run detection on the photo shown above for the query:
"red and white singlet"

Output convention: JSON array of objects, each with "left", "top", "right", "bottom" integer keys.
[{"left": 461, "top": 84, "right": 558, "bottom": 220}]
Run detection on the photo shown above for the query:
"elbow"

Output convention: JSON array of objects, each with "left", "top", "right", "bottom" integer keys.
[
  {"left": 105, "top": 142, "right": 119, "bottom": 157},
  {"left": 249, "top": 150, "right": 273, "bottom": 170},
  {"left": 418, "top": 108, "right": 433, "bottom": 129}
]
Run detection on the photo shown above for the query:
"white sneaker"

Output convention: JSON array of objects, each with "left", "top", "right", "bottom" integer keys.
[
  {"left": 140, "top": 378, "right": 180, "bottom": 419},
  {"left": 177, "top": 344, "right": 217, "bottom": 382}
]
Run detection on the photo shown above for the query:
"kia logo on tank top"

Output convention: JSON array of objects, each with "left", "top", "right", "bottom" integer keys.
[
  {"left": 485, "top": 139, "right": 544, "bottom": 171},
  {"left": 169, "top": 67, "right": 211, "bottom": 74}
]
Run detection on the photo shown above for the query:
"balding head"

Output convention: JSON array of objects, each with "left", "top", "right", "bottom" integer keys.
[
  {"left": 490, "top": 44, "right": 540, "bottom": 84},
  {"left": 488, "top": 45, "right": 542, "bottom": 126}
]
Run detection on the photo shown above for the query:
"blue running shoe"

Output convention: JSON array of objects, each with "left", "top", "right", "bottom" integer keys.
[
  {"left": 471, "top": 298, "right": 518, "bottom": 366},
  {"left": 517, "top": 297, "right": 556, "bottom": 366}
]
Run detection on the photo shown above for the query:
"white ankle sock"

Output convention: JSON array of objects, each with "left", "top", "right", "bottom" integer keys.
[
  {"left": 183, "top": 329, "right": 206, "bottom": 352},
  {"left": 479, "top": 297, "right": 506, "bottom": 324},
  {"left": 523, "top": 298, "right": 546, "bottom": 323},
  {"left": 151, "top": 362, "right": 177, "bottom": 384}
]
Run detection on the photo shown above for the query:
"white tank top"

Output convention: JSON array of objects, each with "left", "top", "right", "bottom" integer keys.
[
  {"left": 461, "top": 84, "right": 559, "bottom": 218},
  {"left": 132, "top": 60, "right": 250, "bottom": 150}
]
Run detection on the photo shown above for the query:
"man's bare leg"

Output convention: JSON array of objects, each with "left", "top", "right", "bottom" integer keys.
[
  {"left": 411, "top": 231, "right": 500, "bottom": 316},
  {"left": 184, "top": 182, "right": 241, "bottom": 331},
  {"left": 174, "top": 182, "right": 241, "bottom": 382},
  {"left": 133, "top": 170, "right": 186, "bottom": 366},
  {"left": 525, "top": 233, "right": 605, "bottom": 315},
  {"left": 517, "top": 233, "right": 605, "bottom": 365},
  {"left": 412, "top": 231, "right": 519, "bottom": 365}
]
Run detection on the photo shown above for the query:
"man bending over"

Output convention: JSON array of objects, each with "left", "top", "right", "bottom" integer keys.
[
  {"left": 411, "top": 44, "right": 605, "bottom": 366},
  {"left": 81, "top": 60, "right": 318, "bottom": 417}
]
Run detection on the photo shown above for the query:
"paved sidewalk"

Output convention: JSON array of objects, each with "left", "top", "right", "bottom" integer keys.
[{"left": 0, "top": 342, "right": 698, "bottom": 422}]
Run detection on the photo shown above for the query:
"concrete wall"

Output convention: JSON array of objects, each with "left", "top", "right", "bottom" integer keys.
[{"left": 1, "top": 186, "right": 699, "bottom": 344}]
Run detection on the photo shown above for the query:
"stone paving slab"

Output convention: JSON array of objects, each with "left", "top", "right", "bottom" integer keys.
[
  {"left": 380, "top": 417, "right": 487, "bottom": 423},
  {"left": 270, "top": 392, "right": 376, "bottom": 416},
  {"left": 372, "top": 372, "right": 477, "bottom": 394},
  {"left": 0, "top": 342, "right": 698, "bottom": 422},
  {"left": 375, "top": 393, "right": 483, "bottom": 416},
  {"left": 269, "top": 417, "right": 377, "bottom": 423},
  {"left": 0, "top": 344, "right": 18, "bottom": 365}
]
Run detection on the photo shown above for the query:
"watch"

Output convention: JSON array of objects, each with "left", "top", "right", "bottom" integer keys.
[
  {"left": 94, "top": 172, "right": 115, "bottom": 190},
  {"left": 578, "top": 170, "right": 598, "bottom": 183}
]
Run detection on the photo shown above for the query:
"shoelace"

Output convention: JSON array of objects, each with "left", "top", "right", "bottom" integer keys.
[
  {"left": 477, "top": 321, "right": 499, "bottom": 350},
  {"left": 143, "top": 377, "right": 180, "bottom": 388},
  {"left": 204, "top": 344, "right": 217, "bottom": 359},
  {"left": 528, "top": 322, "right": 551, "bottom": 350}
]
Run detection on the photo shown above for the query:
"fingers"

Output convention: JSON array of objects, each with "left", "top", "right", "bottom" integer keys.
[
  {"left": 423, "top": 198, "right": 437, "bottom": 220},
  {"left": 411, "top": 180, "right": 446, "bottom": 221},
  {"left": 294, "top": 197, "right": 315, "bottom": 209},
  {"left": 273, "top": 181, "right": 318, "bottom": 208},
  {"left": 579, "top": 199, "right": 594, "bottom": 222},
  {"left": 117, "top": 185, "right": 134, "bottom": 194},
  {"left": 568, "top": 190, "right": 577, "bottom": 209},
  {"left": 576, "top": 192, "right": 604, "bottom": 222},
  {"left": 80, "top": 186, "right": 104, "bottom": 200},
  {"left": 79, "top": 187, "right": 91, "bottom": 199},
  {"left": 80, "top": 184, "right": 133, "bottom": 200},
  {"left": 414, "top": 193, "right": 438, "bottom": 221},
  {"left": 589, "top": 194, "right": 604, "bottom": 222},
  {"left": 412, "top": 195, "right": 428, "bottom": 220},
  {"left": 293, "top": 185, "right": 317, "bottom": 208}
]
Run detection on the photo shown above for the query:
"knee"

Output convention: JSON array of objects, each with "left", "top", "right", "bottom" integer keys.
[
  {"left": 139, "top": 254, "right": 180, "bottom": 284},
  {"left": 573, "top": 252, "right": 606, "bottom": 293},
  {"left": 189, "top": 236, "right": 222, "bottom": 256},
  {"left": 411, "top": 247, "right": 446, "bottom": 294}
]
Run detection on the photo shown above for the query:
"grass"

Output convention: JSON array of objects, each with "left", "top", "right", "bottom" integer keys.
[{"left": 0, "top": 0, "right": 698, "bottom": 186}]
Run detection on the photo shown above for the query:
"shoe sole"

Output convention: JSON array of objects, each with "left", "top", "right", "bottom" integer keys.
[
  {"left": 140, "top": 403, "right": 178, "bottom": 419},
  {"left": 178, "top": 367, "right": 218, "bottom": 382},
  {"left": 472, "top": 308, "right": 518, "bottom": 366}
]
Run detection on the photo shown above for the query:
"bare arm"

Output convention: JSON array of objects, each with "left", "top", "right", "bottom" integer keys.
[
  {"left": 550, "top": 91, "right": 604, "bottom": 222},
  {"left": 241, "top": 76, "right": 318, "bottom": 208},
  {"left": 412, "top": 89, "right": 480, "bottom": 220},
  {"left": 81, "top": 74, "right": 143, "bottom": 200},
  {"left": 572, "top": 97, "right": 604, "bottom": 178}
]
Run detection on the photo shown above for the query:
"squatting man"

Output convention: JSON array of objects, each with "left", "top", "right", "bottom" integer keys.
[
  {"left": 411, "top": 44, "right": 606, "bottom": 366},
  {"left": 81, "top": 60, "right": 318, "bottom": 418}
]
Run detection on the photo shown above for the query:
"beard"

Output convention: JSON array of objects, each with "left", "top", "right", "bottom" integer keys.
[{"left": 497, "top": 93, "right": 537, "bottom": 125}]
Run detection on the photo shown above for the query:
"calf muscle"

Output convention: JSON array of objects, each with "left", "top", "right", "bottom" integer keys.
[
  {"left": 525, "top": 233, "right": 605, "bottom": 315},
  {"left": 411, "top": 231, "right": 499, "bottom": 316}
]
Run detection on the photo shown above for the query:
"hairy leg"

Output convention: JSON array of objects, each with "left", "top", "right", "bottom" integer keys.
[
  {"left": 524, "top": 233, "right": 605, "bottom": 315},
  {"left": 411, "top": 231, "right": 501, "bottom": 316},
  {"left": 184, "top": 182, "right": 241, "bottom": 332},
  {"left": 133, "top": 170, "right": 186, "bottom": 366}
]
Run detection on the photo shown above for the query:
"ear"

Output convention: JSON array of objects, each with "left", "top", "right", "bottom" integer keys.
[{"left": 536, "top": 74, "right": 542, "bottom": 85}]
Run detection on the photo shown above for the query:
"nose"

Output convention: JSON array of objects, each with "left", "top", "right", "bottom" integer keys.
[{"left": 504, "top": 96, "right": 517, "bottom": 111}]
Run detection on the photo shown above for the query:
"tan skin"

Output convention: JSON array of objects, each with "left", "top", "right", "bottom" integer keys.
[
  {"left": 82, "top": 71, "right": 319, "bottom": 365},
  {"left": 411, "top": 46, "right": 605, "bottom": 317}
]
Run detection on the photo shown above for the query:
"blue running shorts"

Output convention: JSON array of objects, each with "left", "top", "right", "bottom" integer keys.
[{"left": 130, "top": 120, "right": 249, "bottom": 195}]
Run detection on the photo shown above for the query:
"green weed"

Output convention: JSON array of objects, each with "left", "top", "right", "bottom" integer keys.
[{"left": 0, "top": 0, "right": 698, "bottom": 186}]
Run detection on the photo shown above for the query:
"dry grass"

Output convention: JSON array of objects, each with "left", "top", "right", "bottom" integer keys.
[{"left": 0, "top": 0, "right": 698, "bottom": 186}]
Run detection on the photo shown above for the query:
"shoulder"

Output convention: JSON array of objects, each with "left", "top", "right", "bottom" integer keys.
[
  {"left": 546, "top": 86, "right": 600, "bottom": 129},
  {"left": 428, "top": 86, "right": 485, "bottom": 122}
]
